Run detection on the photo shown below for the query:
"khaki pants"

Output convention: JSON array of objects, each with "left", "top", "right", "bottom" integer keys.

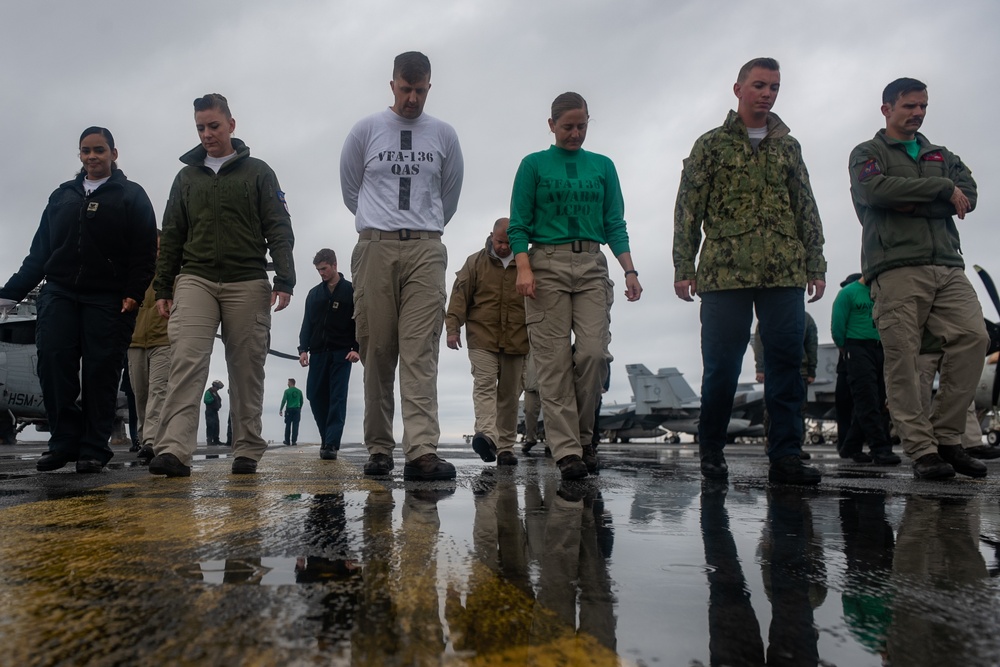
[
  {"left": 468, "top": 348, "right": 525, "bottom": 453},
  {"left": 522, "top": 352, "right": 541, "bottom": 442},
  {"left": 352, "top": 233, "right": 446, "bottom": 460},
  {"left": 872, "top": 266, "right": 988, "bottom": 460},
  {"left": 524, "top": 244, "right": 612, "bottom": 462},
  {"left": 127, "top": 345, "right": 172, "bottom": 447},
  {"left": 915, "top": 352, "right": 984, "bottom": 448},
  {"left": 155, "top": 275, "right": 272, "bottom": 466}
]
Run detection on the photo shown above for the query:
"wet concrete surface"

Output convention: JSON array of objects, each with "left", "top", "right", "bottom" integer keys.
[{"left": 0, "top": 441, "right": 998, "bottom": 666}]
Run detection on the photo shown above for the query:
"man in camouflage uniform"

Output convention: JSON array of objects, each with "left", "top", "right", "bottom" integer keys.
[
  {"left": 850, "top": 77, "right": 987, "bottom": 481},
  {"left": 673, "top": 57, "right": 826, "bottom": 485}
]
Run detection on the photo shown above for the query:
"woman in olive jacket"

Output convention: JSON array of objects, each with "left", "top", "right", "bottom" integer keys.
[{"left": 0, "top": 127, "right": 157, "bottom": 473}]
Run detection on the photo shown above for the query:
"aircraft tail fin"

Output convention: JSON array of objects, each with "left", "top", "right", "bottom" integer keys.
[{"left": 626, "top": 364, "right": 699, "bottom": 414}]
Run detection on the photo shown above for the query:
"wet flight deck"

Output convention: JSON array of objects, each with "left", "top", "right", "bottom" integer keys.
[{"left": 0, "top": 441, "right": 998, "bottom": 666}]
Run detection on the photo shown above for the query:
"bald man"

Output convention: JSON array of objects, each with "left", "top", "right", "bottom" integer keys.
[{"left": 446, "top": 218, "right": 528, "bottom": 466}]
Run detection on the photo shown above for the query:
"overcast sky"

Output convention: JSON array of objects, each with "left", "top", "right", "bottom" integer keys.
[{"left": 2, "top": 0, "right": 998, "bottom": 444}]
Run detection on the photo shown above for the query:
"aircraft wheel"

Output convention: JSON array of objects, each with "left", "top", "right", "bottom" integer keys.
[
  {"left": 669, "top": 435, "right": 681, "bottom": 444},
  {"left": 808, "top": 433, "right": 824, "bottom": 445},
  {"left": 988, "top": 430, "right": 1000, "bottom": 446},
  {"left": 621, "top": 437, "right": 630, "bottom": 444}
]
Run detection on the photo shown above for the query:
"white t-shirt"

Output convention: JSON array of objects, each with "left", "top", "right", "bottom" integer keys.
[
  {"left": 340, "top": 108, "right": 464, "bottom": 233},
  {"left": 748, "top": 125, "right": 768, "bottom": 149},
  {"left": 204, "top": 152, "right": 237, "bottom": 174},
  {"left": 84, "top": 176, "right": 110, "bottom": 194}
]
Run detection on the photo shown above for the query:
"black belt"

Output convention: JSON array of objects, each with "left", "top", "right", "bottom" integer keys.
[{"left": 358, "top": 229, "right": 442, "bottom": 241}]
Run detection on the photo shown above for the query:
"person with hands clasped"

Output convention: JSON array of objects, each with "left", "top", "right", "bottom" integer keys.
[
  {"left": 507, "top": 92, "right": 641, "bottom": 481},
  {"left": 0, "top": 126, "right": 157, "bottom": 473}
]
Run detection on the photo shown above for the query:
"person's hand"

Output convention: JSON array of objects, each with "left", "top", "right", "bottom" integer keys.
[
  {"left": 950, "top": 186, "right": 971, "bottom": 219},
  {"left": 121, "top": 297, "right": 138, "bottom": 313},
  {"left": 624, "top": 274, "right": 642, "bottom": 302},
  {"left": 806, "top": 376, "right": 815, "bottom": 385},
  {"left": 346, "top": 350, "right": 360, "bottom": 363},
  {"left": 807, "top": 279, "right": 826, "bottom": 303},
  {"left": 674, "top": 279, "right": 697, "bottom": 302},
  {"left": 156, "top": 298, "right": 172, "bottom": 319},
  {"left": 271, "top": 290, "right": 291, "bottom": 311},
  {"left": 279, "top": 410, "right": 283, "bottom": 417},
  {"left": 447, "top": 333, "right": 462, "bottom": 350},
  {"left": 0, "top": 298, "right": 17, "bottom": 320},
  {"left": 299, "top": 352, "right": 309, "bottom": 367},
  {"left": 755, "top": 372, "right": 764, "bottom": 383},
  {"left": 516, "top": 264, "right": 536, "bottom": 299}
]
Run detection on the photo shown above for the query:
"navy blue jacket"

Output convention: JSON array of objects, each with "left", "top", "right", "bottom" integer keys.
[
  {"left": 0, "top": 169, "right": 157, "bottom": 303},
  {"left": 298, "top": 275, "right": 359, "bottom": 354}
]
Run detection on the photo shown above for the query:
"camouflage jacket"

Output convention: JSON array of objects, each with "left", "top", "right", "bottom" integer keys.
[{"left": 672, "top": 111, "right": 826, "bottom": 292}]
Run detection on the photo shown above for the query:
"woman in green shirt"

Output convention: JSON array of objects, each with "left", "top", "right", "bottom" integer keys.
[{"left": 507, "top": 92, "right": 642, "bottom": 480}]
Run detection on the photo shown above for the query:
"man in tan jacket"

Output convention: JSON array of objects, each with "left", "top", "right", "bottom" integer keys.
[{"left": 446, "top": 218, "right": 528, "bottom": 465}]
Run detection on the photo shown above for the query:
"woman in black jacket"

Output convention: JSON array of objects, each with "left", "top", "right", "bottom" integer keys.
[{"left": 0, "top": 127, "right": 157, "bottom": 473}]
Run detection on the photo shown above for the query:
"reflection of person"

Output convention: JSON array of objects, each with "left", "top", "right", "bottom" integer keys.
[
  {"left": 129, "top": 233, "right": 173, "bottom": 464},
  {"left": 532, "top": 482, "right": 617, "bottom": 652},
  {"left": 446, "top": 217, "right": 527, "bottom": 466},
  {"left": 888, "top": 496, "right": 989, "bottom": 665},
  {"left": 508, "top": 92, "right": 642, "bottom": 480},
  {"left": 203, "top": 380, "right": 224, "bottom": 446},
  {"left": 297, "top": 248, "right": 359, "bottom": 460},
  {"left": 0, "top": 126, "right": 157, "bottom": 473},
  {"left": 673, "top": 57, "right": 826, "bottom": 485},
  {"left": 838, "top": 489, "right": 894, "bottom": 658},
  {"left": 150, "top": 93, "right": 295, "bottom": 477},
  {"left": 279, "top": 378, "right": 303, "bottom": 446},
  {"left": 850, "top": 77, "right": 987, "bottom": 480},
  {"left": 831, "top": 274, "right": 900, "bottom": 464},
  {"left": 446, "top": 473, "right": 533, "bottom": 656},
  {"left": 340, "top": 51, "right": 464, "bottom": 480},
  {"left": 700, "top": 483, "right": 825, "bottom": 665}
]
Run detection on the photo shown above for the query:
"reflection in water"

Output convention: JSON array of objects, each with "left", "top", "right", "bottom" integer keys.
[
  {"left": 700, "top": 483, "right": 825, "bottom": 666},
  {"left": 888, "top": 496, "right": 990, "bottom": 667},
  {"left": 448, "top": 471, "right": 618, "bottom": 663},
  {"left": 839, "top": 489, "right": 893, "bottom": 659}
]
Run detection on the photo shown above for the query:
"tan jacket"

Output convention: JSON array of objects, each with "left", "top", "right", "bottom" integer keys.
[
  {"left": 446, "top": 239, "right": 528, "bottom": 354},
  {"left": 130, "top": 283, "right": 169, "bottom": 349}
]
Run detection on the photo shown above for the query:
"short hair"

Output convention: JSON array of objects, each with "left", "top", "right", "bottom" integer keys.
[
  {"left": 493, "top": 217, "right": 510, "bottom": 233},
  {"left": 78, "top": 126, "right": 118, "bottom": 175},
  {"left": 737, "top": 57, "right": 780, "bottom": 83},
  {"left": 288, "top": 378, "right": 296, "bottom": 385},
  {"left": 313, "top": 248, "right": 337, "bottom": 265},
  {"left": 882, "top": 77, "right": 927, "bottom": 105},
  {"left": 193, "top": 93, "right": 232, "bottom": 119},
  {"left": 393, "top": 52, "right": 431, "bottom": 83},
  {"left": 551, "top": 92, "right": 588, "bottom": 123}
]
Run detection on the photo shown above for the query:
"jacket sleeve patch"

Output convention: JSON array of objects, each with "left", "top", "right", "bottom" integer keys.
[
  {"left": 277, "top": 190, "right": 289, "bottom": 214},
  {"left": 859, "top": 159, "right": 881, "bottom": 181},
  {"left": 922, "top": 151, "right": 944, "bottom": 162}
]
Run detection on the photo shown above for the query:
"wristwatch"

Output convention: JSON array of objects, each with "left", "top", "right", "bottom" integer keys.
[{"left": 624, "top": 270, "right": 638, "bottom": 277}]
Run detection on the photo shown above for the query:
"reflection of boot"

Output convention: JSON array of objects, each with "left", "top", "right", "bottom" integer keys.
[{"left": 472, "top": 469, "right": 497, "bottom": 496}]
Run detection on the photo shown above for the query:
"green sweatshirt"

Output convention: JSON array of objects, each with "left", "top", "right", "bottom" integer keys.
[
  {"left": 280, "top": 387, "right": 303, "bottom": 410},
  {"left": 830, "top": 280, "right": 879, "bottom": 347},
  {"left": 507, "top": 146, "right": 630, "bottom": 256}
]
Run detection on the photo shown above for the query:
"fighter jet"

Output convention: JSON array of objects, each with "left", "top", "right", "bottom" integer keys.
[{"left": 598, "top": 364, "right": 766, "bottom": 443}]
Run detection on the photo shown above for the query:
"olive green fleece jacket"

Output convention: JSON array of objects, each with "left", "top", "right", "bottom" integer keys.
[
  {"left": 849, "top": 129, "right": 976, "bottom": 281},
  {"left": 154, "top": 139, "right": 295, "bottom": 300}
]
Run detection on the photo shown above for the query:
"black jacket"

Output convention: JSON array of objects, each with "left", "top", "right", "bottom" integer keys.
[
  {"left": 298, "top": 275, "right": 359, "bottom": 354},
  {"left": 0, "top": 170, "right": 157, "bottom": 303}
]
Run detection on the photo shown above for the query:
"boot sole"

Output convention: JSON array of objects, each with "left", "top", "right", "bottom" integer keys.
[
  {"left": 402, "top": 467, "right": 457, "bottom": 481},
  {"left": 472, "top": 436, "right": 497, "bottom": 462}
]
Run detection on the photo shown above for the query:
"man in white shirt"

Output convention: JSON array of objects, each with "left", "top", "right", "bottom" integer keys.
[{"left": 340, "top": 51, "right": 464, "bottom": 480}]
